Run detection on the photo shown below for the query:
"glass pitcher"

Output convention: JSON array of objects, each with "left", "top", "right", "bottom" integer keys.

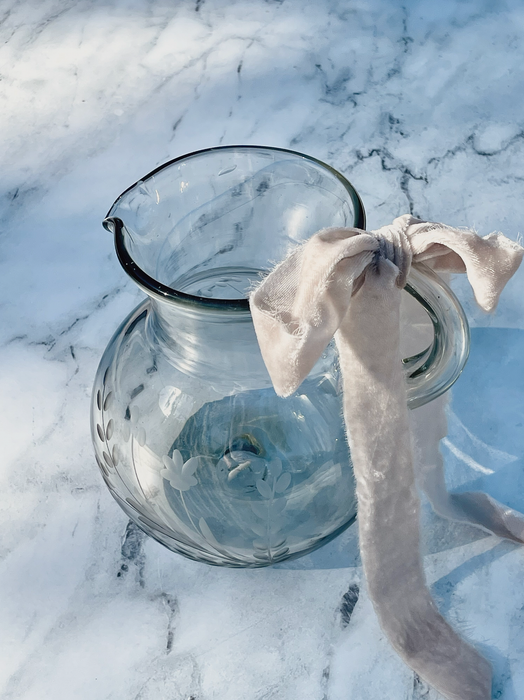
[{"left": 91, "top": 146, "right": 469, "bottom": 567}]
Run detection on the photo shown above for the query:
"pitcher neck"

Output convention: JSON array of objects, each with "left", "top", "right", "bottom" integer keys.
[{"left": 146, "top": 297, "right": 271, "bottom": 390}]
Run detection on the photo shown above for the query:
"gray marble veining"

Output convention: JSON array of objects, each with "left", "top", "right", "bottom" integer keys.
[{"left": 1, "top": 1, "right": 524, "bottom": 698}]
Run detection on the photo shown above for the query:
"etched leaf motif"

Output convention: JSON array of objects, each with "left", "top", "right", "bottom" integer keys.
[
  {"left": 95, "top": 454, "right": 108, "bottom": 475},
  {"left": 96, "top": 390, "right": 102, "bottom": 411},
  {"left": 96, "top": 424, "right": 105, "bottom": 441},
  {"left": 112, "top": 444, "right": 119, "bottom": 466},
  {"left": 103, "top": 392, "right": 113, "bottom": 411},
  {"left": 136, "top": 427, "right": 147, "bottom": 447},
  {"left": 163, "top": 455, "right": 174, "bottom": 469},
  {"left": 256, "top": 478, "right": 272, "bottom": 499},
  {"left": 170, "top": 451, "right": 183, "bottom": 471},
  {"left": 250, "top": 502, "right": 269, "bottom": 519},
  {"left": 103, "top": 451, "right": 113, "bottom": 468},
  {"left": 106, "top": 419, "right": 114, "bottom": 441},
  {"left": 249, "top": 522, "right": 267, "bottom": 537},
  {"left": 182, "top": 456, "right": 199, "bottom": 476},
  {"left": 253, "top": 551, "right": 271, "bottom": 561},
  {"left": 270, "top": 518, "right": 285, "bottom": 534},
  {"left": 269, "top": 459, "right": 282, "bottom": 479},
  {"left": 227, "top": 461, "right": 251, "bottom": 481},
  {"left": 275, "top": 473, "right": 291, "bottom": 493}
]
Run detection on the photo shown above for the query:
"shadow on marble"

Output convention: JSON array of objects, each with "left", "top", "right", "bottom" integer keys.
[{"left": 279, "top": 327, "right": 524, "bottom": 570}]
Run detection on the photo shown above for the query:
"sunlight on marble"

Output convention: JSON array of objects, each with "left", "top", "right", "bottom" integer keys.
[{"left": 1, "top": 1, "right": 524, "bottom": 698}]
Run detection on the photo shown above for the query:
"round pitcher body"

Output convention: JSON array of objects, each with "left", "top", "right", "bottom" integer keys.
[
  {"left": 92, "top": 298, "right": 357, "bottom": 567},
  {"left": 91, "top": 146, "right": 468, "bottom": 567}
]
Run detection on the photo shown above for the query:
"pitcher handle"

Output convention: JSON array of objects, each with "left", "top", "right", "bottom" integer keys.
[{"left": 403, "top": 263, "right": 470, "bottom": 409}]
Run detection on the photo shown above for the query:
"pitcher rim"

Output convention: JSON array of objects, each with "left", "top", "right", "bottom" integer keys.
[{"left": 103, "top": 145, "right": 366, "bottom": 311}]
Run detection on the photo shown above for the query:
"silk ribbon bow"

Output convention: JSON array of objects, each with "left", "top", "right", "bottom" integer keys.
[{"left": 249, "top": 214, "right": 524, "bottom": 700}]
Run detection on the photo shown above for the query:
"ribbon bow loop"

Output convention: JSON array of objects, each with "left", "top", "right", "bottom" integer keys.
[
  {"left": 405, "top": 217, "right": 524, "bottom": 312},
  {"left": 251, "top": 216, "right": 523, "bottom": 399},
  {"left": 249, "top": 216, "right": 524, "bottom": 700},
  {"left": 250, "top": 225, "right": 379, "bottom": 396}
]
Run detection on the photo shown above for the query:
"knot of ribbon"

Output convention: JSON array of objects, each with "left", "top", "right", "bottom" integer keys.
[
  {"left": 371, "top": 215, "right": 412, "bottom": 288},
  {"left": 250, "top": 214, "right": 524, "bottom": 700}
]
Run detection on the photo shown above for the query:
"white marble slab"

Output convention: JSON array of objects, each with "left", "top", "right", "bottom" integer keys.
[{"left": 1, "top": 1, "right": 524, "bottom": 698}]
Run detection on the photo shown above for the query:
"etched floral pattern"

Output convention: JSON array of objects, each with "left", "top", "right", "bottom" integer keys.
[
  {"left": 249, "top": 458, "right": 291, "bottom": 562},
  {"left": 94, "top": 373, "right": 118, "bottom": 472},
  {"left": 94, "top": 367, "right": 297, "bottom": 565},
  {"left": 216, "top": 450, "right": 267, "bottom": 482},
  {"left": 161, "top": 449, "right": 200, "bottom": 491},
  {"left": 255, "top": 458, "right": 290, "bottom": 498}
]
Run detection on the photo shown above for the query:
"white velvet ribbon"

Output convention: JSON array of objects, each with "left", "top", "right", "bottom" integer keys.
[{"left": 249, "top": 214, "right": 524, "bottom": 700}]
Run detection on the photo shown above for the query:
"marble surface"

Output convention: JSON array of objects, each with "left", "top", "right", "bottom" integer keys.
[{"left": 1, "top": 1, "right": 524, "bottom": 698}]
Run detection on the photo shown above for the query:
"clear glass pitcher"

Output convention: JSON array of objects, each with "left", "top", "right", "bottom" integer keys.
[{"left": 91, "top": 146, "right": 469, "bottom": 567}]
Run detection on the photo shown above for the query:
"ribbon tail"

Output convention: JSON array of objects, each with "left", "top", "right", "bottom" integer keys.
[
  {"left": 336, "top": 258, "right": 492, "bottom": 700},
  {"left": 449, "top": 491, "right": 524, "bottom": 542},
  {"left": 411, "top": 398, "right": 524, "bottom": 543}
]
